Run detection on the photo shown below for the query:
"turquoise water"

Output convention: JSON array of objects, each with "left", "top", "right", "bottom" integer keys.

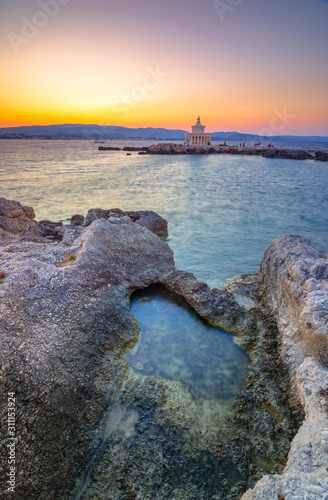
[
  {"left": 127, "top": 286, "right": 249, "bottom": 401},
  {"left": 0, "top": 139, "right": 327, "bottom": 288}
]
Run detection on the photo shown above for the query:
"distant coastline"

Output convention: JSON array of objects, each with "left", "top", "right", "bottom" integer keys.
[{"left": 0, "top": 124, "right": 327, "bottom": 145}]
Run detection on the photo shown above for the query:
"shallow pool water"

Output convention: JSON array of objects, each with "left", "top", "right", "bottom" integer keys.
[{"left": 126, "top": 285, "right": 249, "bottom": 401}]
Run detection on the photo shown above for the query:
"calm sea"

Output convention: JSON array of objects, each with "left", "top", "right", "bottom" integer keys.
[{"left": 0, "top": 139, "right": 327, "bottom": 288}]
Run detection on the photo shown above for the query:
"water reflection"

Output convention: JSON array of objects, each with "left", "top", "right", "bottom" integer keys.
[{"left": 126, "top": 285, "right": 249, "bottom": 401}]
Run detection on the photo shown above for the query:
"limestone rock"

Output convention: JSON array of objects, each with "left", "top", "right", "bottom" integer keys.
[
  {"left": 84, "top": 208, "right": 128, "bottom": 226},
  {"left": 1, "top": 197, "right": 327, "bottom": 499},
  {"left": 126, "top": 210, "right": 168, "bottom": 237},
  {"left": 262, "top": 147, "right": 279, "bottom": 158},
  {"left": 0, "top": 197, "right": 62, "bottom": 242},
  {"left": 0, "top": 197, "right": 267, "bottom": 499},
  {"left": 260, "top": 233, "right": 328, "bottom": 373},
  {"left": 0, "top": 197, "right": 37, "bottom": 234},
  {"left": 0, "top": 218, "right": 175, "bottom": 498},
  {"left": 84, "top": 207, "right": 168, "bottom": 237},
  {"left": 242, "top": 358, "right": 328, "bottom": 500},
  {"left": 242, "top": 234, "right": 328, "bottom": 499}
]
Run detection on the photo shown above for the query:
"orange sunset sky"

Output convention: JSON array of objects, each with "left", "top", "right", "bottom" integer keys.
[{"left": 1, "top": 0, "right": 328, "bottom": 135}]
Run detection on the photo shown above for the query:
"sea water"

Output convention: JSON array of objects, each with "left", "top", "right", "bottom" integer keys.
[
  {"left": 127, "top": 285, "right": 249, "bottom": 401},
  {"left": 2, "top": 138, "right": 326, "bottom": 495},
  {"left": 0, "top": 139, "right": 327, "bottom": 288}
]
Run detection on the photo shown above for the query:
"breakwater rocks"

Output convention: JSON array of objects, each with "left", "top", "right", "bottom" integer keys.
[
  {"left": 145, "top": 143, "right": 327, "bottom": 161},
  {"left": 0, "top": 197, "right": 327, "bottom": 499},
  {"left": 97, "top": 142, "right": 328, "bottom": 160}
]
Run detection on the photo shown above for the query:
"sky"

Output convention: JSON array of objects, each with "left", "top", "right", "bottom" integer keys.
[{"left": 0, "top": 0, "right": 328, "bottom": 135}]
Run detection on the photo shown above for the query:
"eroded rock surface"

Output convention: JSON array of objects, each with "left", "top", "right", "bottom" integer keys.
[
  {"left": 0, "top": 198, "right": 324, "bottom": 500},
  {"left": 241, "top": 234, "right": 328, "bottom": 500},
  {"left": 260, "top": 234, "right": 328, "bottom": 373},
  {"left": 0, "top": 197, "right": 64, "bottom": 242},
  {"left": 242, "top": 358, "right": 328, "bottom": 500},
  {"left": 0, "top": 212, "right": 174, "bottom": 499}
]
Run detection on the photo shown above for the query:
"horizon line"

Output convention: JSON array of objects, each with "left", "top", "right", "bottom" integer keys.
[{"left": 0, "top": 123, "right": 328, "bottom": 139}]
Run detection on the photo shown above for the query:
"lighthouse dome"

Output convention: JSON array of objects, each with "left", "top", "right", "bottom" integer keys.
[{"left": 191, "top": 116, "right": 206, "bottom": 134}]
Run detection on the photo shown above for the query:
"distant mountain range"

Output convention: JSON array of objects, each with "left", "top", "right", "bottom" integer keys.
[{"left": 0, "top": 124, "right": 327, "bottom": 143}]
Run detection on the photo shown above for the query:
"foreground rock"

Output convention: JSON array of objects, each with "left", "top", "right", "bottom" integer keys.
[
  {"left": 261, "top": 234, "right": 328, "bottom": 372},
  {"left": 2, "top": 199, "right": 257, "bottom": 499},
  {"left": 0, "top": 198, "right": 326, "bottom": 499},
  {"left": 242, "top": 234, "right": 328, "bottom": 499},
  {"left": 0, "top": 214, "right": 175, "bottom": 499}
]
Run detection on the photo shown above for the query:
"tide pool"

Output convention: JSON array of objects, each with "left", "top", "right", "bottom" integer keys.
[{"left": 127, "top": 285, "right": 249, "bottom": 401}]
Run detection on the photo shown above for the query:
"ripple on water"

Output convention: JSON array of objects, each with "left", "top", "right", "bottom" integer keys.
[{"left": 126, "top": 285, "right": 249, "bottom": 402}]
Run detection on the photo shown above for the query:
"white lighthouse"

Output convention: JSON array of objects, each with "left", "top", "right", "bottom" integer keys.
[{"left": 184, "top": 116, "right": 211, "bottom": 146}]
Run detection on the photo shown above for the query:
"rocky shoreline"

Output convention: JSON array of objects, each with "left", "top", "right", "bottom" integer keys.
[
  {"left": 0, "top": 197, "right": 327, "bottom": 499},
  {"left": 99, "top": 143, "right": 328, "bottom": 161}
]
